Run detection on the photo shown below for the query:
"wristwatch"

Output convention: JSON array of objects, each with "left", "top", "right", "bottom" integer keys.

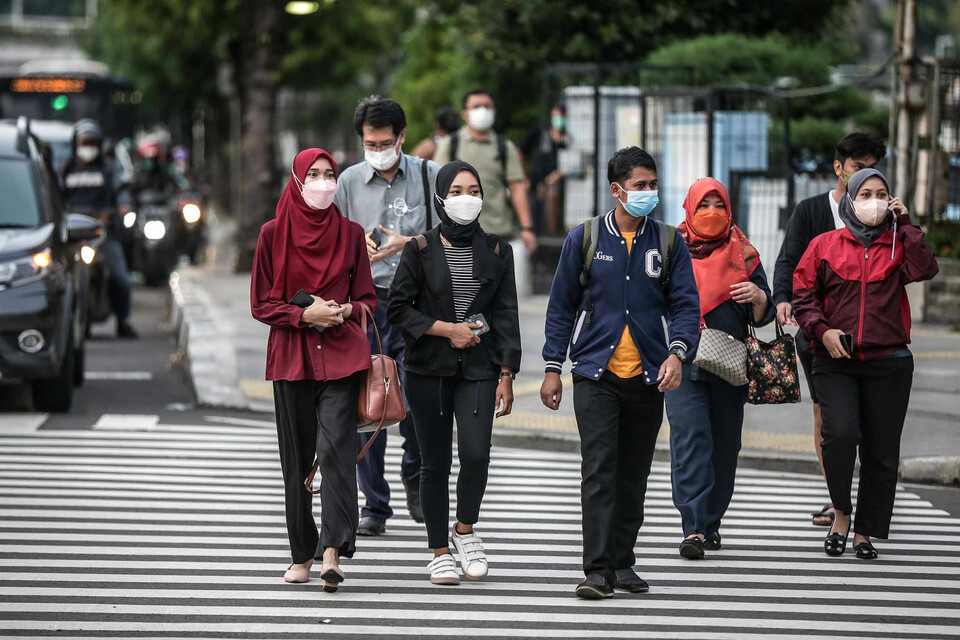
[
  {"left": 499, "top": 371, "right": 516, "bottom": 382},
  {"left": 668, "top": 345, "right": 687, "bottom": 362}
]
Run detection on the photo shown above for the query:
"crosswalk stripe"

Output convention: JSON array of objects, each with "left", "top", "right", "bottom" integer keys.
[{"left": 0, "top": 414, "right": 958, "bottom": 639}]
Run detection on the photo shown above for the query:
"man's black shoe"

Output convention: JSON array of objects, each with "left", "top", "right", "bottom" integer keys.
[
  {"left": 575, "top": 573, "right": 613, "bottom": 600},
  {"left": 704, "top": 531, "right": 722, "bottom": 551},
  {"left": 614, "top": 568, "right": 650, "bottom": 593},
  {"left": 679, "top": 536, "right": 705, "bottom": 559},
  {"left": 404, "top": 483, "right": 424, "bottom": 523},
  {"left": 357, "top": 516, "right": 386, "bottom": 536},
  {"left": 117, "top": 322, "right": 138, "bottom": 339}
]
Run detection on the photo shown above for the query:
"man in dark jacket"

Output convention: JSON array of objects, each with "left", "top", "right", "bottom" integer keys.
[
  {"left": 60, "top": 119, "right": 137, "bottom": 338},
  {"left": 540, "top": 147, "right": 700, "bottom": 599},
  {"left": 772, "top": 132, "right": 884, "bottom": 525}
]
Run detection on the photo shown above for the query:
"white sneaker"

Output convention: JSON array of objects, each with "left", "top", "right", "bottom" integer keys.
[
  {"left": 427, "top": 553, "right": 460, "bottom": 585},
  {"left": 451, "top": 527, "right": 488, "bottom": 580}
]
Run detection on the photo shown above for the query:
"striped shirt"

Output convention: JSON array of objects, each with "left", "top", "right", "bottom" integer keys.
[{"left": 443, "top": 245, "right": 481, "bottom": 321}]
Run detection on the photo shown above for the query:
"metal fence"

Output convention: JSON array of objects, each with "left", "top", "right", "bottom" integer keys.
[{"left": 529, "top": 63, "right": 834, "bottom": 292}]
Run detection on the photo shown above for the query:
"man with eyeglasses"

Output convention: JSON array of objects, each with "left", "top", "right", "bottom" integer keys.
[{"left": 336, "top": 96, "right": 440, "bottom": 536}]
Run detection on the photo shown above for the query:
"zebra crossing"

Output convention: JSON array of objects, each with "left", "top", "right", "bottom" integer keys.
[{"left": 1, "top": 414, "right": 959, "bottom": 638}]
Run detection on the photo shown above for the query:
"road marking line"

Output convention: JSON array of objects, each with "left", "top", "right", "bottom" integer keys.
[
  {"left": 0, "top": 414, "right": 47, "bottom": 432},
  {"left": 92, "top": 414, "right": 159, "bottom": 431},
  {"left": 85, "top": 371, "right": 153, "bottom": 380}
]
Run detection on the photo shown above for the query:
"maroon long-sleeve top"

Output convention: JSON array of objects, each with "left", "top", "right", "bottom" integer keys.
[{"left": 250, "top": 218, "right": 377, "bottom": 381}]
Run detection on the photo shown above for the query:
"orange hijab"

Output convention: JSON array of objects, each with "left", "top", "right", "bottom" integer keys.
[{"left": 676, "top": 178, "right": 759, "bottom": 319}]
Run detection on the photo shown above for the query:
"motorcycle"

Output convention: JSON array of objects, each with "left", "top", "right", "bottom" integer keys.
[
  {"left": 177, "top": 191, "right": 207, "bottom": 265},
  {"left": 129, "top": 188, "right": 180, "bottom": 287}
]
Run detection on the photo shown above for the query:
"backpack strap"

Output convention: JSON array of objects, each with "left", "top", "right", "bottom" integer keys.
[
  {"left": 496, "top": 133, "right": 507, "bottom": 188},
  {"left": 578, "top": 216, "right": 602, "bottom": 327},
  {"left": 449, "top": 130, "right": 459, "bottom": 161},
  {"left": 656, "top": 219, "right": 676, "bottom": 288},
  {"left": 420, "top": 158, "right": 432, "bottom": 233}
]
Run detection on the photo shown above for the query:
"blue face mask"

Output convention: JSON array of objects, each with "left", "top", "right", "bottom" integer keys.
[{"left": 616, "top": 184, "right": 659, "bottom": 217}]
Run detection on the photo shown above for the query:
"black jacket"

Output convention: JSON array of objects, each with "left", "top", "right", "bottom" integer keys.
[
  {"left": 773, "top": 192, "right": 837, "bottom": 306},
  {"left": 387, "top": 227, "right": 522, "bottom": 379}
]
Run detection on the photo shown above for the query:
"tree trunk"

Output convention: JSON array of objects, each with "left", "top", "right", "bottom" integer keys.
[{"left": 233, "top": 0, "right": 285, "bottom": 273}]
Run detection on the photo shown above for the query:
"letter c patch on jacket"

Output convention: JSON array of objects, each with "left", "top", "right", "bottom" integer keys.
[{"left": 645, "top": 249, "right": 662, "bottom": 278}]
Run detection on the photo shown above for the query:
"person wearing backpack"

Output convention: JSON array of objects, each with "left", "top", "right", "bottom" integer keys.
[
  {"left": 434, "top": 89, "right": 538, "bottom": 256},
  {"left": 539, "top": 147, "right": 701, "bottom": 599},
  {"left": 666, "top": 178, "right": 774, "bottom": 560}
]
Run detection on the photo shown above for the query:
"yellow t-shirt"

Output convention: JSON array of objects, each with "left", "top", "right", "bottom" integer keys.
[{"left": 606, "top": 231, "right": 643, "bottom": 379}]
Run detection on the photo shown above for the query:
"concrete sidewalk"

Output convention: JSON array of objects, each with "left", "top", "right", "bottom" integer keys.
[{"left": 170, "top": 226, "right": 960, "bottom": 486}]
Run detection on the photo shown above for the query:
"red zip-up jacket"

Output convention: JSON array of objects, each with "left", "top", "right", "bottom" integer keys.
[{"left": 793, "top": 213, "right": 939, "bottom": 360}]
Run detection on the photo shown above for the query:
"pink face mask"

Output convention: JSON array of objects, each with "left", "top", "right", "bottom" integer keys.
[{"left": 292, "top": 171, "right": 336, "bottom": 210}]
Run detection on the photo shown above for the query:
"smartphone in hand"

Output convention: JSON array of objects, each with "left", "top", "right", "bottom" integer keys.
[
  {"left": 464, "top": 313, "right": 491, "bottom": 336},
  {"left": 839, "top": 334, "right": 854, "bottom": 354},
  {"left": 370, "top": 228, "right": 382, "bottom": 249}
]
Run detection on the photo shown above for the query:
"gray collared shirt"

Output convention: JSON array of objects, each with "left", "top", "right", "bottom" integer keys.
[{"left": 335, "top": 153, "right": 440, "bottom": 289}]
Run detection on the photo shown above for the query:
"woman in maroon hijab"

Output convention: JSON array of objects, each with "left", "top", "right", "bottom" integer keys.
[{"left": 251, "top": 148, "right": 376, "bottom": 592}]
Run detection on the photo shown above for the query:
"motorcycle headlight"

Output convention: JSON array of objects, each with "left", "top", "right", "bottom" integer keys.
[
  {"left": 0, "top": 249, "right": 52, "bottom": 286},
  {"left": 143, "top": 220, "right": 166, "bottom": 240},
  {"left": 80, "top": 246, "right": 96, "bottom": 264},
  {"left": 182, "top": 203, "right": 201, "bottom": 224},
  {"left": 123, "top": 211, "right": 137, "bottom": 228}
]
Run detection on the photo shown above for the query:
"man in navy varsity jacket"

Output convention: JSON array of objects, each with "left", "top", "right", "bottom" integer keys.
[{"left": 540, "top": 147, "right": 700, "bottom": 599}]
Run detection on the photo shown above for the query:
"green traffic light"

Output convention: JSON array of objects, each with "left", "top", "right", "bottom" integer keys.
[{"left": 51, "top": 95, "right": 68, "bottom": 111}]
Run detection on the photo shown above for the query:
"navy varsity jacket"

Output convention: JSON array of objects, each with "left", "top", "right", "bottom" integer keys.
[{"left": 542, "top": 212, "right": 701, "bottom": 385}]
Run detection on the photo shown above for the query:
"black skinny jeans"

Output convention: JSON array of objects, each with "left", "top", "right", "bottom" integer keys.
[
  {"left": 273, "top": 375, "right": 361, "bottom": 564},
  {"left": 813, "top": 355, "right": 914, "bottom": 538},
  {"left": 405, "top": 370, "right": 498, "bottom": 549}
]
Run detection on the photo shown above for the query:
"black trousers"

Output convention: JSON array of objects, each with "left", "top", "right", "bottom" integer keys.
[
  {"left": 573, "top": 371, "right": 663, "bottom": 587},
  {"left": 273, "top": 375, "right": 360, "bottom": 564},
  {"left": 405, "top": 370, "right": 497, "bottom": 549},
  {"left": 813, "top": 356, "right": 914, "bottom": 538}
]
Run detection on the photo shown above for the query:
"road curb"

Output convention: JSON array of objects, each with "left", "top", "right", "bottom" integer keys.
[
  {"left": 899, "top": 455, "right": 960, "bottom": 487},
  {"left": 169, "top": 269, "right": 254, "bottom": 412}
]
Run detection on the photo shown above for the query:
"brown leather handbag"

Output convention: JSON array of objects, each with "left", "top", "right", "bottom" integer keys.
[{"left": 304, "top": 301, "right": 406, "bottom": 494}]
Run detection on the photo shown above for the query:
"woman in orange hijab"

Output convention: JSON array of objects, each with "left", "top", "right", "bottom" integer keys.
[{"left": 666, "top": 177, "right": 775, "bottom": 560}]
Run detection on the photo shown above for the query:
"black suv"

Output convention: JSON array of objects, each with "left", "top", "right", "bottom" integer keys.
[{"left": 0, "top": 117, "right": 101, "bottom": 411}]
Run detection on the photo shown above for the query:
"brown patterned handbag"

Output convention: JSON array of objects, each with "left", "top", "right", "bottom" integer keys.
[
  {"left": 745, "top": 322, "right": 802, "bottom": 405},
  {"left": 304, "top": 301, "right": 406, "bottom": 494},
  {"left": 693, "top": 325, "right": 749, "bottom": 386}
]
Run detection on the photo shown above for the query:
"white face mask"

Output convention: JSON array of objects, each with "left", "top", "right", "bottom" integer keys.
[
  {"left": 467, "top": 107, "right": 495, "bottom": 132},
  {"left": 292, "top": 172, "right": 337, "bottom": 210},
  {"left": 76, "top": 146, "right": 99, "bottom": 163},
  {"left": 851, "top": 197, "right": 889, "bottom": 227},
  {"left": 364, "top": 142, "right": 400, "bottom": 172},
  {"left": 440, "top": 194, "right": 483, "bottom": 225}
]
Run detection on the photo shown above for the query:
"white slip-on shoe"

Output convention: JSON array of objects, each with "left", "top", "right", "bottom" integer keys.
[
  {"left": 451, "top": 527, "right": 488, "bottom": 580},
  {"left": 427, "top": 553, "right": 460, "bottom": 585}
]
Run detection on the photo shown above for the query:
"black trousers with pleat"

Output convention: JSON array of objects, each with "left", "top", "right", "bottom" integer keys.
[{"left": 273, "top": 374, "right": 360, "bottom": 564}]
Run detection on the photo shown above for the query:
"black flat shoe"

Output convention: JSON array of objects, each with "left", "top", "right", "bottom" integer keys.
[
  {"left": 704, "top": 532, "right": 721, "bottom": 551},
  {"left": 357, "top": 516, "right": 386, "bottom": 536},
  {"left": 404, "top": 482, "right": 424, "bottom": 523},
  {"left": 854, "top": 540, "right": 878, "bottom": 560},
  {"left": 614, "top": 568, "right": 649, "bottom": 593},
  {"left": 679, "top": 536, "right": 705, "bottom": 560},
  {"left": 576, "top": 573, "right": 613, "bottom": 599},
  {"left": 824, "top": 521, "right": 851, "bottom": 557}
]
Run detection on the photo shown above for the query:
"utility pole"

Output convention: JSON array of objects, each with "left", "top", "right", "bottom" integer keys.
[{"left": 891, "top": 0, "right": 918, "bottom": 205}]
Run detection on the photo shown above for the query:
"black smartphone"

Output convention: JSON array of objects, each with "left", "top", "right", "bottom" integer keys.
[
  {"left": 465, "top": 313, "right": 491, "bottom": 336},
  {"left": 839, "top": 334, "right": 854, "bottom": 354},
  {"left": 288, "top": 289, "right": 325, "bottom": 332},
  {"left": 370, "top": 228, "right": 382, "bottom": 249}
]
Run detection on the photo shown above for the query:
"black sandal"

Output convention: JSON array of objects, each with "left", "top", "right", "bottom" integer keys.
[
  {"left": 824, "top": 521, "right": 851, "bottom": 557},
  {"left": 704, "top": 531, "right": 722, "bottom": 551},
  {"left": 679, "top": 536, "right": 705, "bottom": 560},
  {"left": 811, "top": 504, "right": 835, "bottom": 527},
  {"left": 854, "top": 540, "right": 878, "bottom": 560}
]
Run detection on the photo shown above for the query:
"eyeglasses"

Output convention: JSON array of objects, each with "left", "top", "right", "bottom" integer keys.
[{"left": 363, "top": 139, "right": 398, "bottom": 152}]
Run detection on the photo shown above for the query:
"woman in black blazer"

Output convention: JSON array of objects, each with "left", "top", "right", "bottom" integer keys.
[{"left": 388, "top": 160, "right": 521, "bottom": 586}]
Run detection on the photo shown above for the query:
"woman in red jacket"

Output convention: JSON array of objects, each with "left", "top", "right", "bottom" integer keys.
[
  {"left": 251, "top": 148, "right": 376, "bottom": 591},
  {"left": 793, "top": 168, "right": 938, "bottom": 560}
]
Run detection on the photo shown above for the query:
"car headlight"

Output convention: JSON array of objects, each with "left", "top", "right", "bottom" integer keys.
[
  {"left": 182, "top": 203, "right": 201, "bottom": 224},
  {"left": 123, "top": 211, "right": 137, "bottom": 228},
  {"left": 0, "top": 249, "right": 51, "bottom": 286},
  {"left": 143, "top": 220, "right": 166, "bottom": 240},
  {"left": 80, "top": 246, "right": 96, "bottom": 264}
]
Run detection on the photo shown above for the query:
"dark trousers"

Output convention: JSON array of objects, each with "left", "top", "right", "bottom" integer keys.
[
  {"left": 274, "top": 375, "right": 360, "bottom": 563},
  {"left": 665, "top": 373, "right": 747, "bottom": 537},
  {"left": 102, "top": 238, "right": 131, "bottom": 322},
  {"left": 405, "top": 370, "right": 497, "bottom": 549},
  {"left": 356, "top": 295, "right": 421, "bottom": 519},
  {"left": 813, "top": 355, "right": 914, "bottom": 538},
  {"left": 573, "top": 371, "right": 663, "bottom": 586}
]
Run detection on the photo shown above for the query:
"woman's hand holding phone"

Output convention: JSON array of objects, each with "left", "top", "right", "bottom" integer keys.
[
  {"left": 822, "top": 329, "right": 851, "bottom": 359},
  {"left": 303, "top": 296, "right": 345, "bottom": 328}
]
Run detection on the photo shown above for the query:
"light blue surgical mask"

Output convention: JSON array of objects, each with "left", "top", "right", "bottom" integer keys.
[{"left": 615, "top": 184, "right": 659, "bottom": 217}]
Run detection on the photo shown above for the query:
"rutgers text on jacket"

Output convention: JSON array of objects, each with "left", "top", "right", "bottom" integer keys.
[{"left": 542, "top": 212, "right": 701, "bottom": 385}]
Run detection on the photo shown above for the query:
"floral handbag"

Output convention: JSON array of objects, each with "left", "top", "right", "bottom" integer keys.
[{"left": 745, "top": 322, "right": 802, "bottom": 405}]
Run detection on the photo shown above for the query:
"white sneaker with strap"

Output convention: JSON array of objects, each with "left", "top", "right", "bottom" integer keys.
[
  {"left": 427, "top": 553, "right": 460, "bottom": 585},
  {"left": 451, "top": 527, "right": 488, "bottom": 580}
]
